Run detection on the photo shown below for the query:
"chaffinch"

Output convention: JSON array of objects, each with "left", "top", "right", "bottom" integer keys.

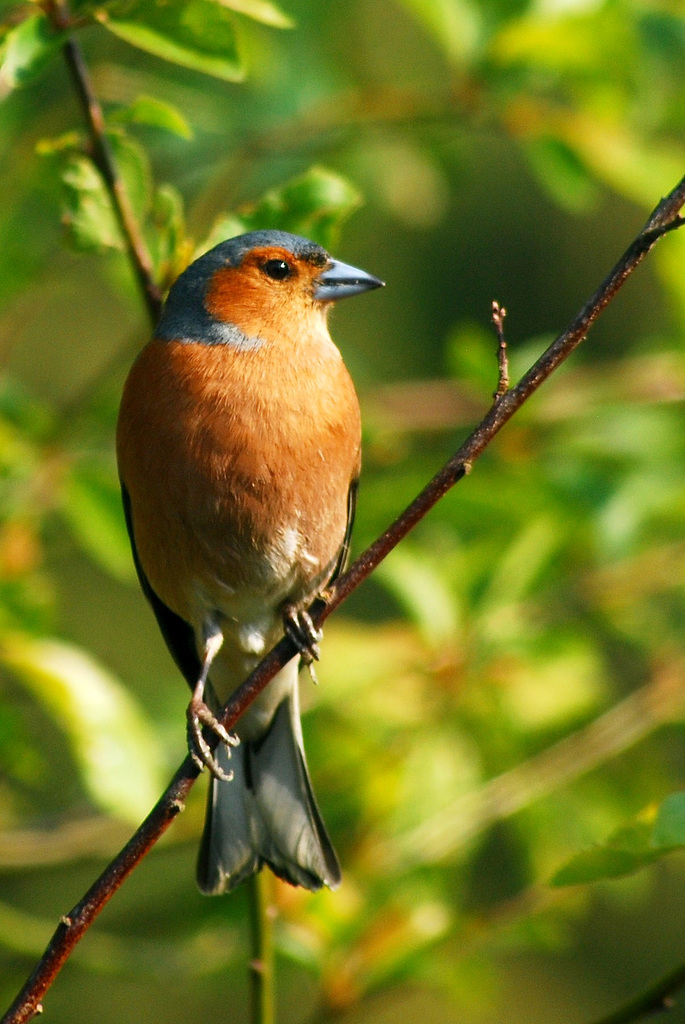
[{"left": 116, "top": 230, "right": 383, "bottom": 894}]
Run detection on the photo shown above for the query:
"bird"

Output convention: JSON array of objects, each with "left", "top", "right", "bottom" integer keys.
[{"left": 116, "top": 229, "right": 383, "bottom": 895}]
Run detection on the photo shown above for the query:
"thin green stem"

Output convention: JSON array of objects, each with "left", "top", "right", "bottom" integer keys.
[{"left": 248, "top": 872, "right": 275, "bottom": 1024}]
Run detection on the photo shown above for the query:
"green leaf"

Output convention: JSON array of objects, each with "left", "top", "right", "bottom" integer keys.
[
  {"left": 47, "top": 130, "right": 153, "bottom": 254},
  {"left": 1, "top": 635, "right": 164, "bottom": 822},
  {"left": 98, "top": 0, "right": 244, "bottom": 82},
  {"left": 58, "top": 153, "right": 123, "bottom": 252},
  {"left": 551, "top": 820, "right": 658, "bottom": 886},
  {"left": 215, "top": 0, "right": 293, "bottom": 29},
  {"left": 0, "top": 12, "right": 64, "bottom": 91},
  {"left": 551, "top": 843, "right": 659, "bottom": 887},
  {"left": 552, "top": 795, "right": 685, "bottom": 887},
  {"left": 60, "top": 460, "right": 135, "bottom": 583},
  {"left": 200, "top": 166, "right": 363, "bottom": 254},
  {"left": 107, "top": 129, "right": 154, "bottom": 225},
  {"left": 111, "top": 94, "right": 193, "bottom": 139}
]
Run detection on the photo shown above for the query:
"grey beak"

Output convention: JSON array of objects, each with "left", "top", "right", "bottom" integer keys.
[{"left": 314, "top": 258, "right": 384, "bottom": 302}]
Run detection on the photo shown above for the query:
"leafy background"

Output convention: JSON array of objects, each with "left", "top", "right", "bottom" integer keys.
[{"left": 1, "top": 0, "right": 685, "bottom": 1022}]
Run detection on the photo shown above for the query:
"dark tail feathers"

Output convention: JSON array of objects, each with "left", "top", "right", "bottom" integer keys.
[{"left": 197, "top": 692, "right": 341, "bottom": 894}]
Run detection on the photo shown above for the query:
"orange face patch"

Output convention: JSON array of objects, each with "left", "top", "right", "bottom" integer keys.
[{"left": 204, "top": 246, "right": 329, "bottom": 344}]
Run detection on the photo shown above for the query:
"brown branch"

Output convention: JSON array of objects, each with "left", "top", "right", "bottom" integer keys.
[
  {"left": 43, "top": 0, "right": 163, "bottom": 324},
  {"left": 3, "top": 179, "right": 684, "bottom": 1024}
]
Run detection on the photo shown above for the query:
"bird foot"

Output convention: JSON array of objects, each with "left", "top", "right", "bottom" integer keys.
[
  {"left": 186, "top": 698, "right": 239, "bottom": 782},
  {"left": 283, "top": 604, "right": 323, "bottom": 681}
]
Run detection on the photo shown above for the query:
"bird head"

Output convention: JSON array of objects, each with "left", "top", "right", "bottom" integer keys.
[{"left": 155, "top": 230, "right": 384, "bottom": 349}]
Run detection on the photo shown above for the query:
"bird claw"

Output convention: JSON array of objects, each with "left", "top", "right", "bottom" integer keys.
[
  {"left": 186, "top": 697, "right": 239, "bottom": 782},
  {"left": 283, "top": 605, "right": 323, "bottom": 670}
]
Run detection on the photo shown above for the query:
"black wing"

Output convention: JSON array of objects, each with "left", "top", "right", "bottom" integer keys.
[
  {"left": 329, "top": 476, "right": 359, "bottom": 586},
  {"left": 121, "top": 485, "right": 201, "bottom": 689}
]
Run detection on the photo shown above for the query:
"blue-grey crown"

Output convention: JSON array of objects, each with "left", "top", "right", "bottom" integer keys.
[{"left": 155, "top": 231, "right": 329, "bottom": 348}]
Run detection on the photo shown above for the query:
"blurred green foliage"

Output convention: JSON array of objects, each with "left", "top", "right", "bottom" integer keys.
[{"left": 0, "top": 0, "right": 685, "bottom": 1022}]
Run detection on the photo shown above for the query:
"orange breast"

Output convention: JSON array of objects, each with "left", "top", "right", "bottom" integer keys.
[{"left": 116, "top": 327, "right": 361, "bottom": 628}]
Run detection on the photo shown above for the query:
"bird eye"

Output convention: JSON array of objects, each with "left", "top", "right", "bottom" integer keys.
[{"left": 263, "top": 259, "right": 292, "bottom": 281}]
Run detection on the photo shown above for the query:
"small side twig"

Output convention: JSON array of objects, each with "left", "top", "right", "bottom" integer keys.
[
  {"left": 2, "top": 176, "right": 684, "bottom": 1024},
  {"left": 492, "top": 300, "right": 509, "bottom": 398}
]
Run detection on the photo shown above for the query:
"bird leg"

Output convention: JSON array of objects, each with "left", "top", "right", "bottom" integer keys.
[
  {"left": 187, "top": 629, "right": 239, "bottom": 781},
  {"left": 282, "top": 604, "right": 323, "bottom": 684}
]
